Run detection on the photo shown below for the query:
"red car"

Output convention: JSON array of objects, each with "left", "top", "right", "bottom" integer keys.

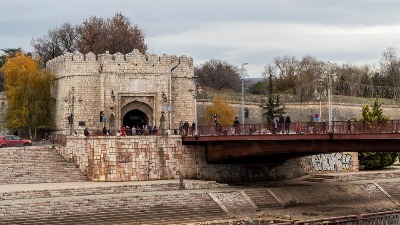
[{"left": 0, "top": 135, "right": 32, "bottom": 147}]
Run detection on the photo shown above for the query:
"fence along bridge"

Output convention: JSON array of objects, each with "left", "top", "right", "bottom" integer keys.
[{"left": 182, "top": 120, "right": 400, "bottom": 163}]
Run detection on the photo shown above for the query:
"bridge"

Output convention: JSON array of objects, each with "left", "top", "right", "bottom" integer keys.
[{"left": 182, "top": 120, "right": 400, "bottom": 163}]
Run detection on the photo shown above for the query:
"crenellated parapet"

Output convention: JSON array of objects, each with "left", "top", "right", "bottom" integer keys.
[{"left": 46, "top": 49, "right": 194, "bottom": 78}]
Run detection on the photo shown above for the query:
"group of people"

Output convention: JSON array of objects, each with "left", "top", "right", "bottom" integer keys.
[
  {"left": 84, "top": 125, "right": 160, "bottom": 137},
  {"left": 274, "top": 114, "right": 292, "bottom": 134},
  {"left": 179, "top": 121, "right": 196, "bottom": 136},
  {"left": 115, "top": 125, "right": 159, "bottom": 136}
]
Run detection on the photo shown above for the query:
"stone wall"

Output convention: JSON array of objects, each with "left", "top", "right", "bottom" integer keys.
[
  {"left": 47, "top": 50, "right": 196, "bottom": 135},
  {"left": 56, "top": 135, "right": 358, "bottom": 183},
  {"left": 197, "top": 100, "right": 400, "bottom": 126}
]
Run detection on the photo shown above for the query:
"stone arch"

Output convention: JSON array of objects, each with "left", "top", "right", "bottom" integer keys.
[{"left": 121, "top": 101, "right": 153, "bottom": 128}]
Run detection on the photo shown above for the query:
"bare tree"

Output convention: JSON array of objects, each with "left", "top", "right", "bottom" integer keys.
[
  {"left": 195, "top": 59, "right": 241, "bottom": 92},
  {"left": 76, "top": 16, "right": 107, "bottom": 55},
  {"left": 379, "top": 47, "right": 400, "bottom": 100},
  {"left": 32, "top": 13, "right": 148, "bottom": 63},
  {"left": 77, "top": 13, "right": 147, "bottom": 55},
  {"left": 57, "top": 23, "right": 78, "bottom": 53},
  {"left": 31, "top": 23, "right": 78, "bottom": 64}
]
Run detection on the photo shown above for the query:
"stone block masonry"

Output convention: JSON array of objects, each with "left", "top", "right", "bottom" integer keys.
[
  {"left": 47, "top": 50, "right": 196, "bottom": 135},
  {"left": 56, "top": 135, "right": 358, "bottom": 183}
]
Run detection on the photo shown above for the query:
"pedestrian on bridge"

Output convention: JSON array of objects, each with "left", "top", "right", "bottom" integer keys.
[
  {"left": 321, "top": 120, "right": 327, "bottom": 133},
  {"left": 233, "top": 117, "right": 240, "bottom": 134},
  {"left": 278, "top": 114, "right": 285, "bottom": 134},
  {"left": 347, "top": 118, "right": 352, "bottom": 134},
  {"left": 296, "top": 121, "right": 302, "bottom": 134},
  {"left": 285, "top": 116, "right": 291, "bottom": 134}
]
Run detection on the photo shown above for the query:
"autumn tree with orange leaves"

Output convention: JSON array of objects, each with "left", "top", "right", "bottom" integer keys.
[
  {"left": 201, "top": 96, "right": 235, "bottom": 126},
  {"left": 0, "top": 52, "right": 55, "bottom": 139}
]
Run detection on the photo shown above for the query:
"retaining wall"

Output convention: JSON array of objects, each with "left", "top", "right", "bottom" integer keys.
[{"left": 56, "top": 135, "right": 358, "bottom": 183}]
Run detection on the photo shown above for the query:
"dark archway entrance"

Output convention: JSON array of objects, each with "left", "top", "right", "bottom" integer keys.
[{"left": 123, "top": 110, "right": 149, "bottom": 128}]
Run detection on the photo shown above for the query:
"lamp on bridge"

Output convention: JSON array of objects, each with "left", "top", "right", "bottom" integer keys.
[
  {"left": 240, "top": 63, "right": 249, "bottom": 125},
  {"left": 314, "top": 78, "right": 327, "bottom": 122},
  {"left": 189, "top": 77, "right": 202, "bottom": 135},
  {"left": 161, "top": 92, "right": 170, "bottom": 131},
  {"left": 64, "top": 87, "right": 76, "bottom": 135},
  {"left": 325, "top": 62, "right": 336, "bottom": 132}
]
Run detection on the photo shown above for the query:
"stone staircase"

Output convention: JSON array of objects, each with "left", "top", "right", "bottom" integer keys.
[
  {"left": 0, "top": 146, "right": 233, "bottom": 224},
  {"left": 302, "top": 174, "right": 336, "bottom": 183},
  {"left": 0, "top": 147, "right": 87, "bottom": 184},
  {"left": 0, "top": 190, "right": 229, "bottom": 225},
  {"left": 244, "top": 188, "right": 283, "bottom": 210},
  {"left": 377, "top": 182, "right": 400, "bottom": 205}
]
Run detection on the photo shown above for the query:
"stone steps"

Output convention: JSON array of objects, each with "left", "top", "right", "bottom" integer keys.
[
  {"left": 378, "top": 183, "right": 400, "bottom": 202},
  {"left": 0, "top": 192, "right": 228, "bottom": 225},
  {"left": 0, "top": 147, "right": 87, "bottom": 184},
  {"left": 302, "top": 174, "right": 336, "bottom": 182},
  {"left": 0, "top": 208, "right": 225, "bottom": 225},
  {"left": 0, "top": 146, "right": 233, "bottom": 224},
  {"left": 0, "top": 183, "right": 184, "bottom": 200},
  {"left": 244, "top": 188, "right": 282, "bottom": 210}
]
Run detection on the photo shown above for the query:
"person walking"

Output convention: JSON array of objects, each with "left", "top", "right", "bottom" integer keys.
[
  {"left": 121, "top": 126, "right": 127, "bottom": 136},
  {"left": 233, "top": 117, "right": 240, "bottom": 134},
  {"left": 84, "top": 128, "right": 90, "bottom": 136},
  {"left": 273, "top": 119, "right": 278, "bottom": 134},
  {"left": 278, "top": 114, "right": 285, "bottom": 134},
  {"left": 285, "top": 115, "right": 291, "bottom": 134},
  {"left": 296, "top": 121, "right": 302, "bottom": 134},
  {"left": 191, "top": 122, "right": 196, "bottom": 136},
  {"left": 179, "top": 121, "right": 184, "bottom": 135},
  {"left": 183, "top": 121, "right": 189, "bottom": 136},
  {"left": 347, "top": 118, "right": 352, "bottom": 134},
  {"left": 321, "top": 120, "right": 327, "bottom": 133}
]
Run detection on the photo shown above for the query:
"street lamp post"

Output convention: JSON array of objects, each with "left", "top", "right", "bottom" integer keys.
[
  {"left": 189, "top": 80, "right": 202, "bottom": 135},
  {"left": 70, "top": 87, "right": 75, "bottom": 135},
  {"left": 328, "top": 73, "right": 334, "bottom": 132},
  {"left": 161, "top": 92, "right": 169, "bottom": 131},
  {"left": 314, "top": 78, "right": 326, "bottom": 122},
  {"left": 241, "top": 63, "right": 248, "bottom": 125}
]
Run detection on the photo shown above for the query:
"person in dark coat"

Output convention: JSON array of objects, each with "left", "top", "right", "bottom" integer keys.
[
  {"left": 84, "top": 128, "right": 90, "bottom": 136},
  {"left": 278, "top": 114, "right": 285, "bottom": 134},
  {"left": 347, "top": 118, "right": 352, "bottom": 133},
  {"left": 183, "top": 121, "right": 190, "bottom": 136},
  {"left": 285, "top": 116, "right": 291, "bottom": 134},
  {"left": 191, "top": 122, "right": 196, "bottom": 135},
  {"left": 321, "top": 120, "right": 327, "bottom": 133},
  {"left": 233, "top": 117, "right": 240, "bottom": 134}
]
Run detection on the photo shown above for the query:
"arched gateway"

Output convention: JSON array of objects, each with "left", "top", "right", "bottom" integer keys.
[{"left": 121, "top": 101, "right": 153, "bottom": 129}]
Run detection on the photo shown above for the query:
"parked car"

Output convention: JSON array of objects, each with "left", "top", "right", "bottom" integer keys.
[{"left": 0, "top": 135, "right": 32, "bottom": 147}]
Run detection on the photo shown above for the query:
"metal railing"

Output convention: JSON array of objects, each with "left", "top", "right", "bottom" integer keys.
[
  {"left": 195, "top": 120, "right": 400, "bottom": 136},
  {"left": 272, "top": 210, "right": 400, "bottom": 225}
]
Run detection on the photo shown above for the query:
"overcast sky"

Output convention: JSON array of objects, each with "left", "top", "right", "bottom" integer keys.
[{"left": 1, "top": 0, "right": 400, "bottom": 77}]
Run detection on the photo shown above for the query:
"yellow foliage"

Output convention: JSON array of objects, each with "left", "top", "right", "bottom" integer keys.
[
  {"left": 201, "top": 96, "right": 235, "bottom": 126},
  {"left": 0, "top": 52, "right": 55, "bottom": 133}
]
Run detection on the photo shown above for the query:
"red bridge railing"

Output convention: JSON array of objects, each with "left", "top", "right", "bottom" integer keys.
[{"left": 195, "top": 120, "right": 400, "bottom": 136}]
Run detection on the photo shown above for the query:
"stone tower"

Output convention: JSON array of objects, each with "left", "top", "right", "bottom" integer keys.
[{"left": 46, "top": 50, "right": 196, "bottom": 134}]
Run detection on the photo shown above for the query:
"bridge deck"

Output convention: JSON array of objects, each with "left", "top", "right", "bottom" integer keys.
[{"left": 181, "top": 120, "right": 400, "bottom": 163}]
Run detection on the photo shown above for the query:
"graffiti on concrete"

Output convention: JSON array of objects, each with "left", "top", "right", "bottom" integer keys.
[{"left": 311, "top": 153, "right": 352, "bottom": 172}]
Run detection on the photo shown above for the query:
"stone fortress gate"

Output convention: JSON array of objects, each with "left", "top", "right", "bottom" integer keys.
[{"left": 47, "top": 49, "right": 196, "bottom": 134}]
